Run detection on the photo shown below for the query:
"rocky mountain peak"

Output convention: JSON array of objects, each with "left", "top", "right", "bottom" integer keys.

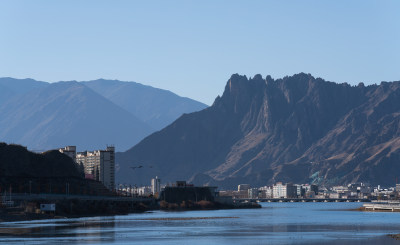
[{"left": 115, "top": 73, "right": 400, "bottom": 188}]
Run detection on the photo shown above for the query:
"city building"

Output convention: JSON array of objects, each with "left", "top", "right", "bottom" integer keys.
[
  {"left": 159, "top": 181, "right": 218, "bottom": 203},
  {"left": 259, "top": 186, "right": 273, "bottom": 198},
  {"left": 273, "top": 182, "right": 297, "bottom": 198},
  {"left": 273, "top": 182, "right": 286, "bottom": 198},
  {"left": 151, "top": 176, "right": 161, "bottom": 195},
  {"left": 295, "top": 184, "right": 305, "bottom": 197},
  {"left": 76, "top": 146, "right": 115, "bottom": 191},
  {"left": 248, "top": 188, "right": 259, "bottom": 199},
  {"left": 286, "top": 183, "right": 297, "bottom": 198},
  {"left": 137, "top": 186, "right": 152, "bottom": 196},
  {"left": 238, "top": 184, "right": 251, "bottom": 191}
]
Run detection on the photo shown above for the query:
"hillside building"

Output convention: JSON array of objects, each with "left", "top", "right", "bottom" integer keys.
[{"left": 59, "top": 146, "right": 77, "bottom": 162}]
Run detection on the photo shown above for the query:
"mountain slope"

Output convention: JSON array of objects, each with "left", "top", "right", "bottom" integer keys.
[
  {"left": 83, "top": 79, "right": 207, "bottom": 130},
  {"left": 0, "top": 77, "right": 48, "bottom": 95},
  {"left": 0, "top": 77, "right": 206, "bottom": 151},
  {"left": 0, "top": 84, "right": 15, "bottom": 105},
  {"left": 0, "top": 78, "right": 49, "bottom": 105},
  {"left": 116, "top": 73, "right": 400, "bottom": 188},
  {"left": 0, "top": 82, "right": 152, "bottom": 151}
]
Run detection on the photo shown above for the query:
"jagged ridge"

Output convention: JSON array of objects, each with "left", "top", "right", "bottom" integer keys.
[{"left": 117, "top": 73, "right": 400, "bottom": 188}]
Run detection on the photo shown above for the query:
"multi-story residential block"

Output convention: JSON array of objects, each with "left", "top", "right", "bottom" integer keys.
[
  {"left": 273, "top": 182, "right": 297, "bottom": 198},
  {"left": 295, "top": 184, "right": 305, "bottom": 198},
  {"left": 273, "top": 182, "right": 286, "bottom": 198},
  {"left": 259, "top": 186, "right": 273, "bottom": 198},
  {"left": 286, "top": 183, "right": 297, "bottom": 198},
  {"left": 75, "top": 146, "right": 115, "bottom": 191},
  {"left": 248, "top": 188, "right": 259, "bottom": 199}
]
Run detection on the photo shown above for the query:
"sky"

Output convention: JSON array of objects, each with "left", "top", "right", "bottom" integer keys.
[{"left": 1, "top": 0, "right": 399, "bottom": 105}]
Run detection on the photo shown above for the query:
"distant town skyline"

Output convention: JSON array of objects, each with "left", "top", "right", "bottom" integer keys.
[{"left": 1, "top": 0, "right": 399, "bottom": 105}]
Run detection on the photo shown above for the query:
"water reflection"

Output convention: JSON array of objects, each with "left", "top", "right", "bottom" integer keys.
[
  {"left": 1, "top": 203, "right": 400, "bottom": 244},
  {"left": 0, "top": 216, "right": 116, "bottom": 244}
]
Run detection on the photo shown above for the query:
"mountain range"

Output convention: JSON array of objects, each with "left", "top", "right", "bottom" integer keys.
[
  {"left": 0, "top": 78, "right": 207, "bottom": 151},
  {"left": 116, "top": 73, "right": 400, "bottom": 188}
]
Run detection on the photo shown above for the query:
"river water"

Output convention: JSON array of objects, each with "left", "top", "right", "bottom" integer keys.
[{"left": 1, "top": 202, "right": 400, "bottom": 244}]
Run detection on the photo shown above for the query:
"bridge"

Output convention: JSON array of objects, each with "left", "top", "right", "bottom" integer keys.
[{"left": 235, "top": 198, "right": 371, "bottom": 203}]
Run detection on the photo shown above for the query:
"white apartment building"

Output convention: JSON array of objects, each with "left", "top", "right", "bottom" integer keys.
[
  {"left": 273, "top": 182, "right": 287, "bottom": 198},
  {"left": 76, "top": 146, "right": 115, "bottom": 191}
]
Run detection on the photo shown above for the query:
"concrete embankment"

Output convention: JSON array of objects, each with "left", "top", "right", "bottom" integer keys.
[{"left": 360, "top": 202, "right": 400, "bottom": 212}]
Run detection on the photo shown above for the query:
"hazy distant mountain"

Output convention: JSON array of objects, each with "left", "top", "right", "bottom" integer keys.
[
  {"left": 0, "top": 84, "right": 15, "bottom": 105},
  {"left": 0, "top": 77, "right": 206, "bottom": 151},
  {"left": 0, "top": 78, "right": 48, "bottom": 105},
  {"left": 116, "top": 73, "right": 400, "bottom": 188},
  {"left": 83, "top": 79, "right": 207, "bottom": 130},
  {"left": 0, "top": 81, "right": 152, "bottom": 151},
  {"left": 0, "top": 77, "right": 48, "bottom": 95}
]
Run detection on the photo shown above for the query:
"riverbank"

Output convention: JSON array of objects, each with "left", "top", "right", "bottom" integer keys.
[
  {"left": 0, "top": 199, "right": 260, "bottom": 223},
  {"left": 0, "top": 206, "right": 151, "bottom": 223},
  {"left": 0, "top": 198, "right": 156, "bottom": 223}
]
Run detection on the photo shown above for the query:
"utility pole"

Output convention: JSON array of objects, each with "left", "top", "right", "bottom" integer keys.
[{"left": 66, "top": 183, "right": 70, "bottom": 196}]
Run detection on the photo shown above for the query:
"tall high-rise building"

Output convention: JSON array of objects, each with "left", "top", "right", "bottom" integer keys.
[
  {"left": 76, "top": 146, "right": 115, "bottom": 191},
  {"left": 151, "top": 176, "right": 161, "bottom": 195}
]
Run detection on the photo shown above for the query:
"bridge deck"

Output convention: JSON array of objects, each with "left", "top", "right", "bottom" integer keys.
[{"left": 235, "top": 198, "right": 370, "bottom": 202}]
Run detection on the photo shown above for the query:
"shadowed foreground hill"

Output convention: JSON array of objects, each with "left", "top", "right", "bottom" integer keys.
[
  {"left": 0, "top": 142, "right": 111, "bottom": 195},
  {"left": 117, "top": 73, "right": 400, "bottom": 188}
]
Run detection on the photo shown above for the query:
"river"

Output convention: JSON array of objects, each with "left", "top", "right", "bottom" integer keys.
[{"left": 1, "top": 202, "right": 400, "bottom": 244}]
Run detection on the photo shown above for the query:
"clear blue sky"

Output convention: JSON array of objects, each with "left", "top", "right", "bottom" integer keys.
[{"left": 1, "top": 0, "right": 399, "bottom": 105}]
